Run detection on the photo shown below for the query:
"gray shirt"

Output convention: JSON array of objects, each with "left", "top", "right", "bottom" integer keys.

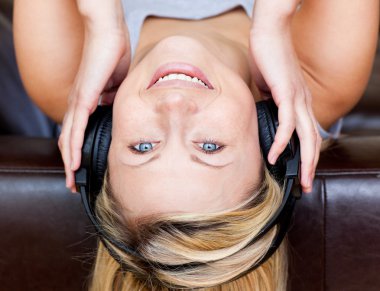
[{"left": 121, "top": 0, "right": 254, "bottom": 57}]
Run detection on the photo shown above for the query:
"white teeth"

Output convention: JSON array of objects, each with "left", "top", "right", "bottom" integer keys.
[
  {"left": 155, "top": 73, "right": 208, "bottom": 88},
  {"left": 178, "top": 74, "right": 186, "bottom": 80}
]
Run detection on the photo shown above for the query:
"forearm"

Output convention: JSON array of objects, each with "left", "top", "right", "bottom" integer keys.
[
  {"left": 249, "top": 0, "right": 303, "bottom": 92},
  {"left": 251, "top": 0, "right": 379, "bottom": 129},
  {"left": 14, "top": 0, "right": 130, "bottom": 122},
  {"left": 14, "top": 0, "right": 85, "bottom": 122}
]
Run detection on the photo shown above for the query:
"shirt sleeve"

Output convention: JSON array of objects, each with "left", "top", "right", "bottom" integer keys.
[{"left": 317, "top": 118, "right": 344, "bottom": 140}]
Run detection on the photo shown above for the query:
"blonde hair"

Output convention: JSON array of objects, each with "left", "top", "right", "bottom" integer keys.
[{"left": 89, "top": 167, "right": 288, "bottom": 291}]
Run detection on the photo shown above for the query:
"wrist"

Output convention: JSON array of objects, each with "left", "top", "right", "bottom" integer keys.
[
  {"left": 251, "top": 0, "right": 301, "bottom": 30},
  {"left": 77, "top": 0, "right": 125, "bottom": 31}
]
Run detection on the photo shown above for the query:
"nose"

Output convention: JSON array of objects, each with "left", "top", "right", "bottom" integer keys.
[{"left": 155, "top": 92, "right": 198, "bottom": 115}]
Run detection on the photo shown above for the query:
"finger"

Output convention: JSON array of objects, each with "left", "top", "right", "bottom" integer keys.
[
  {"left": 306, "top": 98, "right": 322, "bottom": 187},
  {"left": 310, "top": 141, "right": 321, "bottom": 190},
  {"left": 70, "top": 101, "right": 94, "bottom": 171},
  {"left": 268, "top": 99, "right": 296, "bottom": 165},
  {"left": 295, "top": 103, "right": 318, "bottom": 193},
  {"left": 58, "top": 133, "right": 72, "bottom": 189},
  {"left": 67, "top": 171, "right": 76, "bottom": 193},
  {"left": 59, "top": 111, "right": 76, "bottom": 189},
  {"left": 307, "top": 131, "right": 321, "bottom": 194},
  {"left": 311, "top": 121, "right": 322, "bottom": 185},
  {"left": 67, "top": 42, "right": 121, "bottom": 170},
  {"left": 314, "top": 133, "right": 322, "bottom": 170},
  {"left": 70, "top": 183, "right": 77, "bottom": 194}
]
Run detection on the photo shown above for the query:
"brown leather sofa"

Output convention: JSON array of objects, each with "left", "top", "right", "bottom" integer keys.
[{"left": 1, "top": 134, "right": 380, "bottom": 291}]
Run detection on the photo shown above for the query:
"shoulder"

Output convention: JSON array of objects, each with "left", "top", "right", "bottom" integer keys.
[
  {"left": 292, "top": 1, "right": 379, "bottom": 129},
  {"left": 13, "top": 0, "right": 84, "bottom": 122}
]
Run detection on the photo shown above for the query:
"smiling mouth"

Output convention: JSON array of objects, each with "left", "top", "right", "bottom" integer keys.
[
  {"left": 147, "top": 62, "right": 214, "bottom": 90},
  {"left": 156, "top": 73, "right": 209, "bottom": 88}
]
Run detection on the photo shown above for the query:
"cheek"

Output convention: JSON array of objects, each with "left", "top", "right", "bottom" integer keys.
[
  {"left": 221, "top": 76, "right": 256, "bottom": 122},
  {"left": 220, "top": 96, "right": 257, "bottom": 138},
  {"left": 239, "top": 139, "right": 263, "bottom": 187},
  {"left": 112, "top": 91, "right": 150, "bottom": 137},
  {"left": 113, "top": 57, "right": 150, "bottom": 112}
]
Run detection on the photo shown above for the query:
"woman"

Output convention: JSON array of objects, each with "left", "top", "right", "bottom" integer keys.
[{"left": 14, "top": 0, "right": 379, "bottom": 290}]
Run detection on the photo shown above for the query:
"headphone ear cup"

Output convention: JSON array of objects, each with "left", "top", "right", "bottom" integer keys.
[
  {"left": 77, "top": 106, "right": 112, "bottom": 198},
  {"left": 256, "top": 99, "right": 286, "bottom": 182},
  {"left": 91, "top": 106, "right": 112, "bottom": 193}
]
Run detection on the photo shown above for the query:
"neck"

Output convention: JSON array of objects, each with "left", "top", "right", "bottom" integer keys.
[{"left": 130, "top": 7, "right": 260, "bottom": 97}]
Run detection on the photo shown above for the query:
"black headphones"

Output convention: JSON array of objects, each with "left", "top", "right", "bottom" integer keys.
[{"left": 75, "top": 98, "right": 301, "bottom": 285}]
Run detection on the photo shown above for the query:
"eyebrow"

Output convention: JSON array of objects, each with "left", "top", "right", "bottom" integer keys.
[{"left": 125, "top": 154, "right": 232, "bottom": 169}]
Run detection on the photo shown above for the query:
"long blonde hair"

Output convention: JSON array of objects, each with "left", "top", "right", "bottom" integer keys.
[{"left": 89, "top": 167, "right": 288, "bottom": 290}]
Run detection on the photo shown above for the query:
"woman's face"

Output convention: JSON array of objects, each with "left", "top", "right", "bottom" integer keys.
[{"left": 108, "top": 36, "right": 263, "bottom": 219}]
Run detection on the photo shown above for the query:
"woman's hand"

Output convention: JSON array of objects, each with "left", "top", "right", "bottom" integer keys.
[
  {"left": 58, "top": 0, "right": 130, "bottom": 192},
  {"left": 250, "top": 0, "right": 322, "bottom": 193}
]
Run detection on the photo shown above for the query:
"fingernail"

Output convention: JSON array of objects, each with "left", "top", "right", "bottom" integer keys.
[
  {"left": 302, "top": 174, "right": 309, "bottom": 189},
  {"left": 268, "top": 152, "right": 277, "bottom": 165},
  {"left": 307, "top": 176, "right": 312, "bottom": 188}
]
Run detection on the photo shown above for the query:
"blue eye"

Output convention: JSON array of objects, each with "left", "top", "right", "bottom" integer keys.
[
  {"left": 133, "top": 142, "right": 154, "bottom": 153},
  {"left": 200, "top": 142, "right": 221, "bottom": 153}
]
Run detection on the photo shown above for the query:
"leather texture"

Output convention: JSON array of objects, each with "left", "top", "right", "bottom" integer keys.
[
  {"left": 1, "top": 135, "right": 380, "bottom": 291},
  {"left": 0, "top": 137, "right": 96, "bottom": 291},
  {"left": 287, "top": 136, "right": 380, "bottom": 291}
]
